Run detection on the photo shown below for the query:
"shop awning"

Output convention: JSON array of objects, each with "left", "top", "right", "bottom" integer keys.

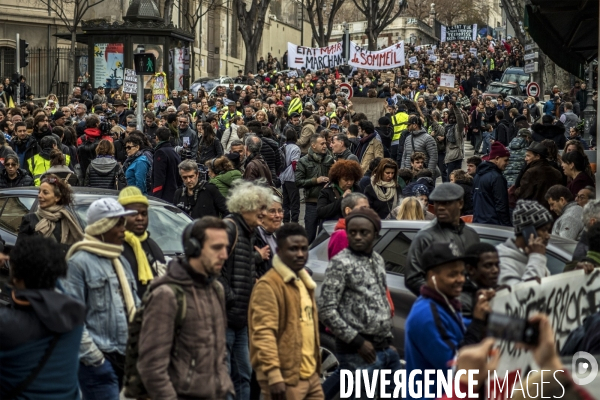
[{"left": 525, "top": 0, "right": 598, "bottom": 79}]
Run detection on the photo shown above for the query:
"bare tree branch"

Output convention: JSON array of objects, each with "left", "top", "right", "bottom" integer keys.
[{"left": 353, "top": 0, "right": 407, "bottom": 50}]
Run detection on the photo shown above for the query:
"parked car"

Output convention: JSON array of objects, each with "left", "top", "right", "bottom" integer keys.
[
  {"left": 189, "top": 76, "right": 235, "bottom": 96},
  {"left": 501, "top": 67, "right": 531, "bottom": 95},
  {"left": 308, "top": 220, "right": 577, "bottom": 381},
  {"left": 483, "top": 82, "right": 524, "bottom": 99},
  {"left": 0, "top": 187, "right": 192, "bottom": 303}
]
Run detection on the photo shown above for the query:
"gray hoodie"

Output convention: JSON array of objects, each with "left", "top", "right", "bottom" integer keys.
[{"left": 496, "top": 238, "right": 549, "bottom": 287}]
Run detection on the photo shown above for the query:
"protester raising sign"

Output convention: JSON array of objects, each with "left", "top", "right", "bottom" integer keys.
[
  {"left": 439, "top": 73, "right": 455, "bottom": 88},
  {"left": 441, "top": 24, "right": 478, "bottom": 42},
  {"left": 287, "top": 42, "right": 344, "bottom": 70},
  {"left": 408, "top": 56, "right": 418, "bottom": 64},
  {"left": 489, "top": 270, "right": 600, "bottom": 398},
  {"left": 349, "top": 41, "right": 405, "bottom": 70},
  {"left": 408, "top": 70, "right": 420, "bottom": 78}
]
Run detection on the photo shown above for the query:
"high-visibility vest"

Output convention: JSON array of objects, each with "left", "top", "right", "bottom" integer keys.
[
  {"left": 490, "top": 58, "right": 495, "bottom": 71},
  {"left": 390, "top": 111, "right": 409, "bottom": 143},
  {"left": 221, "top": 110, "right": 242, "bottom": 129},
  {"left": 326, "top": 111, "right": 337, "bottom": 119},
  {"left": 28, "top": 153, "right": 71, "bottom": 186},
  {"left": 288, "top": 98, "right": 303, "bottom": 115}
]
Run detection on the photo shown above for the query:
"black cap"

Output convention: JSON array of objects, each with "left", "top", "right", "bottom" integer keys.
[
  {"left": 52, "top": 111, "right": 65, "bottom": 121},
  {"left": 422, "top": 242, "right": 469, "bottom": 272},
  {"left": 527, "top": 142, "right": 548, "bottom": 159},
  {"left": 289, "top": 112, "right": 300, "bottom": 118}
]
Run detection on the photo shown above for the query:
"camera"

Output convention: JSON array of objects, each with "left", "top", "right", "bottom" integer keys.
[
  {"left": 487, "top": 312, "right": 539, "bottom": 345},
  {"left": 99, "top": 116, "right": 112, "bottom": 135}
]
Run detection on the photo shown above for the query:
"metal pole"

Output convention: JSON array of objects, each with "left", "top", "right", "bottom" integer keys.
[{"left": 16, "top": 33, "right": 20, "bottom": 105}]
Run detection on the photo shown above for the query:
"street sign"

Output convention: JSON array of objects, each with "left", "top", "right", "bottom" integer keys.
[
  {"left": 524, "top": 52, "right": 539, "bottom": 61},
  {"left": 527, "top": 82, "right": 540, "bottom": 97},
  {"left": 123, "top": 68, "right": 137, "bottom": 94},
  {"left": 524, "top": 62, "right": 538, "bottom": 74},
  {"left": 525, "top": 43, "right": 538, "bottom": 51},
  {"left": 339, "top": 82, "right": 353, "bottom": 99}
]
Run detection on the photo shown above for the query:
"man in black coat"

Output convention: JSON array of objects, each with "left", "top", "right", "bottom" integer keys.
[
  {"left": 152, "top": 127, "right": 183, "bottom": 203},
  {"left": 173, "top": 159, "right": 228, "bottom": 218}
]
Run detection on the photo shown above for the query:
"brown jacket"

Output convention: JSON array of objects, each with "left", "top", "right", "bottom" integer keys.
[
  {"left": 515, "top": 158, "right": 563, "bottom": 210},
  {"left": 243, "top": 153, "right": 273, "bottom": 185},
  {"left": 249, "top": 255, "right": 321, "bottom": 386},
  {"left": 297, "top": 119, "right": 317, "bottom": 155},
  {"left": 137, "top": 258, "right": 234, "bottom": 400}
]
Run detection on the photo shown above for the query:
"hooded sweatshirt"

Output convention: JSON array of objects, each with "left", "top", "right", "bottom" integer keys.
[
  {"left": 496, "top": 238, "right": 549, "bottom": 287},
  {"left": 85, "top": 156, "right": 126, "bottom": 189}
]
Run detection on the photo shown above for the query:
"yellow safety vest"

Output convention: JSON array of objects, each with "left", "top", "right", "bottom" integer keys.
[
  {"left": 28, "top": 153, "right": 72, "bottom": 186},
  {"left": 390, "top": 111, "right": 409, "bottom": 143},
  {"left": 288, "top": 98, "right": 303, "bottom": 115},
  {"left": 221, "top": 110, "right": 242, "bottom": 129},
  {"left": 490, "top": 58, "right": 495, "bottom": 71},
  {"left": 326, "top": 111, "right": 337, "bottom": 119}
]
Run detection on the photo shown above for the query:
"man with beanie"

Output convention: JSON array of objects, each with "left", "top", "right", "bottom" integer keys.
[
  {"left": 497, "top": 199, "right": 553, "bottom": 286},
  {"left": 118, "top": 187, "right": 166, "bottom": 297},
  {"left": 515, "top": 142, "right": 563, "bottom": 210},
  {"left": 137, "top": 217, "right": 235, "bottom": 400},
  {"left": 473, "top": 142, "right": 511, "bottom": 226},
  {"left": 405, "top": 242, "right": 493, "bottom": 399},
  {"left": 62, "top": 198, "right": 140, "bottom": 399},
  {"left": 319, "top": 208, "right": 402, "bottom": 398},
  {"left": 405, "top": 183, "right": 480, "bottom": 296}
]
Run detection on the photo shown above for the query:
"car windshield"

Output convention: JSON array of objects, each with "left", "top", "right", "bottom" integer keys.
[
  {"left": 487, "top": 85, "right": 516, "bottom": 95},
  {"left": 73, "top": 202, "right": 190, "bottom": 255},
  {"left": 501, "top": 73, "right": 529, "bottom": 87}
]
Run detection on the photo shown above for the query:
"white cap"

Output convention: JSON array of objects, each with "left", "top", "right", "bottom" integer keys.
[{"left": 87, "top": 198, "right": 136, "bottom": 226}]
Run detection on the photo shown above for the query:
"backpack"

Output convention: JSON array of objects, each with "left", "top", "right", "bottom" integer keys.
[{"left": 123, "top": 282, "right": 187, "bottom": 398}]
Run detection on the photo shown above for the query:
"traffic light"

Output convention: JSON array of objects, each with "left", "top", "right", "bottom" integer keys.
[
  {"left": 133, "top": 53, "right": 157, "bottom": 76},
  {"left": 19, "top": 39, "right": 29, "bottom": 68}
]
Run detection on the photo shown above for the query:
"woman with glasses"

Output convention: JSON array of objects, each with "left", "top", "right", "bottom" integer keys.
[
  {"left": 17, "top": 174, "right": 84, "bottom": 253},
  {"left": 123, "top": 136, "right": 151, "bottom": 194},
  {"left": 0, "top": 154, "right": 33, "bottom": 188}
]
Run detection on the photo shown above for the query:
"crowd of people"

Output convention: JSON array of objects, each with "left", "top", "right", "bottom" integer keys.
[{"left": 0, "top": 35, "right": 598, "bottom": 400}]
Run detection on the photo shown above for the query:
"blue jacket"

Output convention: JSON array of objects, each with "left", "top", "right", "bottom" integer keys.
[
  {"left": 125, "top": 153, "right": 151, "bottom": 195},
  {"left": 0, "top": 289, "right": 85, "bottom": 399},
  {"left": 473, "top": 161, "right": 511, "bottom": 226},
  {"left": 543, "top": 100, "right": 555, "bottom": 115},
  {"left": 405, "top": 295, "right": 468, "bottom": 399},
  {"left": 62, "top": 250, "right": 140, "bottom": 365}
]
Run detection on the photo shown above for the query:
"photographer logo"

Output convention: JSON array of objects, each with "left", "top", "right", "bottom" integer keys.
[{"left": 572, "top": 351, "right": 598, "bottom": 385}]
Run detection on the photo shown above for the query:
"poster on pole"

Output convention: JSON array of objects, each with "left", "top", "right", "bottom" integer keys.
[
  {"left": 170, "top": 47, "right": 190, "bottom": 92},
  {"left": 439, "top": 73, "right": 455, "bottom": 89},
  {"left": 123, "top": 69, "right": 137, "bottom": 94},
  {"left": 408, "top": 56, "right": 418, "bottom": 64},
  {"left": 349, "top": 41, "right": 405, "bottom": 70},
  {"left": 441, "top": 24, "right": 478, "bottom": 42},
  {"left": 287, "top": 42, "right": 344, "bottom": 70},
  {"left": 94, "top": 43, "right": 124, "bottom": 89},
  {"left": 408, "top": 70, "right": 420, "bottom": 78},
  {"left": 152, "top": 72, "right": 169, "bottom": 108}
]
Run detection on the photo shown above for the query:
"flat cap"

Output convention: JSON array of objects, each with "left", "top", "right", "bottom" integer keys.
[
  {"left": 527, "top": 142, "right": 547, "bottom": 158},
  {"left": 429, "top": 183, "right": 464, "bottom": 202}
]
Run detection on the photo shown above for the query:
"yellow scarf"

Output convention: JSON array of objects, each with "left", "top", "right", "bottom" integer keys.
[{"left": 124, "top": 231, "right": 153, "bottom": 285}]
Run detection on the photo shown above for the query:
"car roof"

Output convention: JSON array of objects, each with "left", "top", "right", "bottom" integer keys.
[
  {"left": 489, "top": 82, "right": 519, "bottom": 88},
  {"left": 0, "top": 187, "right": 173, "bottom": 207}
]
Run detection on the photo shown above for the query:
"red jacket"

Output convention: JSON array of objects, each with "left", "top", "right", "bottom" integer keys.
[{"left": 76, "top": 128, "right": 113, "bottom": 146}]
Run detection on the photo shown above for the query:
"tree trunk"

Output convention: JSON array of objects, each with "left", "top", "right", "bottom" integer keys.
[
  {"left": 243, "top": 37, "right": 258, "bottom": 74},
  {"left": 367, "top": 31, "right": 377, "bottom": 50},
  {"left": 69, "top": 31, "right": 76, "bottom": 91}
]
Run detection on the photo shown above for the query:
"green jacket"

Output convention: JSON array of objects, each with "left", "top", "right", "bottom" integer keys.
[
  {"left": 209, "top": 169, "right": 242, "bottom": 198},
  {"left": 295, "top": 148, "right": 334, "bottom": 203}
]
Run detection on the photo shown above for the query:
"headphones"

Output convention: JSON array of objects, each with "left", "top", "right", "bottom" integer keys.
[{"left": 182, "top": 221, "right": 201, "bottom": 258}]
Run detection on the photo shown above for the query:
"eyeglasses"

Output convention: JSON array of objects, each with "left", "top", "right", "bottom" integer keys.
[
  {"left": 4, "top": 163, "right": 17, "bottom": 167},
  {"left": 125, "top": 146, "right": 136, "bottom": 151}
]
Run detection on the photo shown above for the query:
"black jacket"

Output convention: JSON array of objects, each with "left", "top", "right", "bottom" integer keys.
[
  {"left": 77, "top": 135, "right": 99, "bottom": 177},
  {"left": 173, "top": 181, "right": 228, "bottom": 218},
  {"left": 258, "top": 135, "right": 281, "bottom": 178},
  {"left": 220, "top": 213, "right": 256, "bottom": 330},
  {"left": 459, "top": 278, "right": 479, "bottom": 320},
  {"left": 122, "top": 235, "right": 165, "bottom": 297},
  {"left": 455, "top": 179, "right": 474, "bottom": 216},
  {"left": 152, "top": 142, "right": 182, "bottom": 204},
  {"left": 17, "top": 212, "right": 71, "bottom": 255},
  {"left": 494, "top": 119, "right": 512, "bottom": 146},
  {"left": 364, "top": 184, "right": 398, "bottom": 219},
  {"left": 0, "top": 168, "right": 33, "bottom": 188},
  {"left": 85, "top": 157, "right": 127, "bottom": 189},
  {"left": 531, "top": 121, "right": 567, "bottom": 149},
  {"left": 11, "top": 136, "right": 39, "bottom": 167},
  {"left": 317, "top": 184, "right": 361, "bottom": 222},
  {"left": 472, "top": 162, "right": 510, "bottom": 226},
  {"left": 197, "top": 138, "right": 223, "bottom": 165}
]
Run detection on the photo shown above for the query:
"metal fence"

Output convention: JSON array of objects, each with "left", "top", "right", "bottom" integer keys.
[{"left": 25, "top": 47, "right": 88, "bottom": 105}]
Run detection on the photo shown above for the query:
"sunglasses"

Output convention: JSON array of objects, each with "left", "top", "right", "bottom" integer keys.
[
  {"left": 125, "top": 146, "right": 136, "bottom": 151},
  {"left": 4, "top": 163, "right": 17, "bottom": 167},
  {"left": 42, "top": 177, "right": 58, "bottom": 184}
]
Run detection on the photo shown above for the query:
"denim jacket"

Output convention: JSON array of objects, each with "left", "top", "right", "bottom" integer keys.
[{"left": 62, "top": 250, "right": 141, "bottom": 365}]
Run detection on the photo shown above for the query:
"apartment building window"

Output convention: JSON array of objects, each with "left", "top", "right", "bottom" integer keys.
[{"left": 0, "top": 47, "right": 16, "bottom": 79}]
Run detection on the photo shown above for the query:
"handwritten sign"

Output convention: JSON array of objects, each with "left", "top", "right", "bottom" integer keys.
[
  {"left": 123, "top": 68, "right": 137, "bottom": 94},
  {"left": 287, "top": 70, "right": 299, "bottom": 78},
  {"left": 408, "top": 56, "right": 418, "bottom": 64},
  {"left": 489, "top": 270, "right": 600, "bottom": 396},
  {"left": 450, "top": 53, "right": 458, "bottom": 59},
  {"left": 349, "top": 41, "right": 405, "bottom": 70},
  {"left": 439, "top": 73, "right": 455, "bottom": 88},
  {"left": 427, "top": 49, "right": 434, "bottom": 55},
  {"left": 428, "top": 55, "right": 438, "bottom": 62},
  {"left": 441, "top": 24, "right": 478, "bottom": 42},
  {"left": 469, "top": 48, "right": 478, "bottom": 56},
  {"left": 414, "top": 46, "right": 421, "bottom": 52},
  {"left": 152, "top": 72, "right": 168, "bottom": 108},
  {"left": 288, "top": 42, "right": 343, "bottom": 70},
  {"left": 408, "top": 70, "right": 420, "bottom": 78}
]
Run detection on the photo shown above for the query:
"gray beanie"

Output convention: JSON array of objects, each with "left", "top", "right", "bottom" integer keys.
[{"left": 512, "top": 200, "right": 553, "bottom": 234}]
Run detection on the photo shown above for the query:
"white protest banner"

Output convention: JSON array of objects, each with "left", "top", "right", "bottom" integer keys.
[
  {"left": 287, "top": 42, "right": 343, "bottom": 70},
  {"left": 408, "top": 56, "right": 418, "bottom": 64},
  {"left": 414, "top": 46, "right": 421, "bottom": 52},
  {"left": 349, "top": 41, "right": 405, "bottom": 70},
  {"left": 408, "top": 70, "right": 420, "bottom": 78},
  {"left": 428, "top": 55, "right": 437, "bottom": 62},
  {"left": 427, "top": 49, "right": 434, "bottom": 55},
  {"left": 287, "top": 70, "right": 299, "bottom": 78},
  {"left": 469, "top": 47, "right": 478, "bottom": 56},
  {"left": 123, "top": 68, "right": 137, "bottom": 94},
  {"left": 439, "top": 73, "right": 455, "bottom": 88},
  {"left": 450, "top": 53, "right": 457, "bottom": 59},
  {"left": 458, "top": 54, "right": 464, "bottom": 59},
  {"left": 441, "top": 24, "right": 478, "bottom": 42},
  {"left": 488, "top": 270, "right": 600, "bottom": 397}
]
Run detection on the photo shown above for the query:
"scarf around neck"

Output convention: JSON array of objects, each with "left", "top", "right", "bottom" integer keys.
[
  {"left": 124, "top": 231, "right": 153, "bottom": 285},
  {"left": 67, "top": 234, "right": 136, "bottom": 322},
  {"left": 370, "top": 176, "right": 397, "bottom": 203},
  {"left": 35, "top": 205, "right": 84, "bottom": 245}
]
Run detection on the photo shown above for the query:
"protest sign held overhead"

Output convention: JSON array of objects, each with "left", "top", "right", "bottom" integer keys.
[
  {"left": 408, "top": 56, "right": 418, "bottom": 64},
  {"left": 441, "top": 24, "right": 478, "bottom": 42},
  {"left": 123, "top": 69, "right": 137, "bottom": 94},
  {"left": 439, "top": 73, "right": 455, "bottom": 88},
  {"left": 428, "top": 55, "right": 437, "bottom": 62},
  {"left": 349, "top": 41, "right": 405, "bottom": 70},
  {"left": 287, "top": 42, "right": 344, "bottom": 70},
  {"left": 408, "top": 70, "right": 420, "bottom": 78}
]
